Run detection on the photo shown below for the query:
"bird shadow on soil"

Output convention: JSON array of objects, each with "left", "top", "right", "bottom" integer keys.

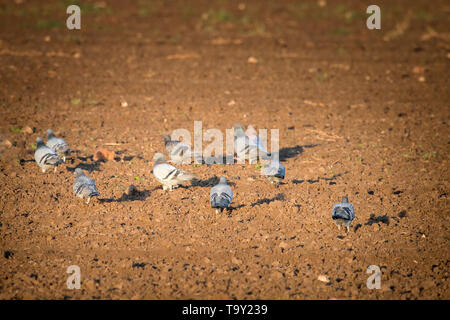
[
  {"left": 279, "top": 144, "right": 318, "bottom": 162},
  {"left": 99, "top": 186, "right": 150, "bottom": 203},
  {"left": 191, "top": 176, "right": 237, "bottom": 188},
  {"left": 226, "top": 204, "right": 246, "bottom": 214},
  {"left": 19, "top": 159, "right": 35, "bottom": 166},
  {"left": 250, "top": 193, "right": 285, "bottom": 207},
  {"left": 66, "top": 161, "right": 101, "bottom": 173},
  {"left": 365, "top": 213, "right": 390, "bottom": 226},
  {"left": 292, "top": 173, "right": 342, "bottom": 185}
]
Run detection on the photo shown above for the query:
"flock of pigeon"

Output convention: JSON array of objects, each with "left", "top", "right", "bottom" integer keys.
[{"left": 33, "top": 124, "right": 355, "bottom": 231}]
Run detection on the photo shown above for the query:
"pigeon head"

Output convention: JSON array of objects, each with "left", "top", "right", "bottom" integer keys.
[
  {"left": 219, "top": 176, "right": 227, "bottom": 184},
  {"left": 46, "top": 129, "right": 55, "bottom": 138},
  {"left": 342, "top": 196, "right": 349, "bottom": 203},
  {"left": 74, "top": 168, "right": 84, "bottom": 176},
  {"left": 153, "top": 152, "right": 166, "bottom": 165},
  {"left": 233, "top": 123, "right": 245, "bottom": 137},
  {"left": 36, "top": 137, "right": 45, "bottom": 147},
  {"left": 163, "top": 134, "right": 171, "bottom": 144},
  {"left": 246, "top": 125, "right": 257, "bottom": 137}
]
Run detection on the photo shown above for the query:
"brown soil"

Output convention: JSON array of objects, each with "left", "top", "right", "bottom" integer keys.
[{"left": 0, "top": 0, "right": 449, "bottom": 299}]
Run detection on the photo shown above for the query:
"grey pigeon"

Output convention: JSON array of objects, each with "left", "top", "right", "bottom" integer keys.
[
  {"left": 73, "top": 168, "right": 100, "bottom": 204},
  {"left": 263, "top": 161, "right": 285, "bottom": 185},
  {"left": 332, "top": 196, "right": 355, "bottom": 232},
  {"left": 247, "top": 125, "right": 268, "bottom": 153},
  {"left": 210, "top": 176, "right": 233, "bottom": 213},
  {"left": 34, "top": 137, "right": 61, "bottom": 173},
  {"left": 163, "top": 134, "right": 190, "bottom": 164},
  {"left": 46, "top": 129, "right": 69, "bottom": 162},
  {"left": 152, "top": 152, "right": 197, "bottom": 191},
  {"left": 233, "top": 123, "right": 270, "bottom": 164}
]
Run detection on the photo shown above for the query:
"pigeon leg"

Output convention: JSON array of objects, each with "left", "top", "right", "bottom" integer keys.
[
  {"left": 42, "top": 168, "right": 46, "bottom": 173},
  {"left": 337, "top": 224, "right": 341, "bottom": 230},
  {"left": 169, "top": 185, "right": 173, "bottom": 191},
  {"left": 63, "top": 156, "right": 66, "bottom": 163},
  {"left": 346, "top": 225, "right": 351, "bottom": 233},
  {"left": 215, "top": 209, "right": 219, "bottom": 214},
  {"left": 86, "top": 197, "right": 90, "bottom": 205},
  {"left": 163, "top": 185, "right": 168, "bottom": 191},
  {"left": 54, "top": 166, "right": 57, "bottom": 173}
]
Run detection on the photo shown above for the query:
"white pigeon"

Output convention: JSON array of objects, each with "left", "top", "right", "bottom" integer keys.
[
  {"left": 332, "top": 196, "right": 355, "bottom": 232},
  {"left": 46, "top": 129, "right": 69, "bottom": 162},
  {"left": 210, "top": 176, "right": 233, "bottom": 213},
  {"left": 34, "top": 137, "right": 61, "bottom": 173},
  {"left": 73, "top": 168, "right": 100, "bottom": 204},
  {"left": 247, "top": 125, "right": 267, "bottom": 153},
  {"left": 263, "top": 161, "right": 286, "bottom": 185},
  {"left": 163, "top": 134, "right": 190, "bottom": 164},
  {"left": 152, "top": 152, "right": 197, "bottom": 191}
]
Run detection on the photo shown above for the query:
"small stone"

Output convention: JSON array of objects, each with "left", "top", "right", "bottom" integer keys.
[
  {"left": 418, "top": 76, "right": 425, "bottom": 82},
  {"left": 247, "top": 56, "right": 258, "bottom": 64},
  {"left": 2, "top": 139, "right": 12, "bottom": 148},
  {"left": 231, "top": 257, "right": 241, "bottom": 265},
  {"left": 22, "top": 126, "right": 33, "bottom": 134},
  {"left": 228, "top": 100, "right": 236, "bottom": 106},
  {"left": 279, "top": 242, "right": 288, "bottom": 249},
  {"left": 412, "top": 66, "right": 425, "bottom": 74},
  {"left": 318, "top": 275, "right": 330, "bottom": 283},
  {"left": 93, "top": 148, "right": 115, "bottom": 161}
]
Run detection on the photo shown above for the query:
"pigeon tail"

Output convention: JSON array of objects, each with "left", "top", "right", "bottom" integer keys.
[
  {"left": 211, "top": 194, "right": 231, "bottom": 209},
  {"left": 89, "top": 191, "right": 100, "bottom": 198},
  {"left": 332, "top": 207, "right": 352, "bottom": 221}
]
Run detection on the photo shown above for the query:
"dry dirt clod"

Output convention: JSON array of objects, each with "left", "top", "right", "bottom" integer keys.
[
  {"left": 22, "top": 126, "right": 33, "bottom": 134},
  {"left": 318, "top": 275, "right": 330, "bottom": 283},
  {"left": 93, "top": 148, "right": 115, "bottom": 161}
]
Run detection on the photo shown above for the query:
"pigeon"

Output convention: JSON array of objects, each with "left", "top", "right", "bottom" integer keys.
[
  {"left": 332, "top": 196, "right": 355, "bottom": 232},
  {"left": 210, "top": 176, "right": 233, "bottom": 213},
  {"left": 152, "top": 152, "right": 197, "bottom": 191},
  {"left": 163, "top": 134, "right": 190, "bottom": 164},
  {"left": 233, "top": 123, "right": 270, "bottom": 164},
  {"left": 73, "top": 168, "right": 100, "bottom": 204},
  {"left": 247, "top": 125, "right": 268, "bottom": 153},
  {"left": 34, "top": 137, "right": 61, "bottom": 173},
  {"left": 46, "top": 129, "right": 69, "bottom": 162},
  {"left": 263, "top": 161, "right": 286, "bottom": 185}
]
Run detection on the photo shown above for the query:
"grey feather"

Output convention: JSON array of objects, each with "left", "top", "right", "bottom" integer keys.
[
  {"left": 233, "top": 123, "right": 270, "bottom": 163},
  {"left": 34, "top": 137, "right": 61, "bottom": 172},
  {"left": 46, "top": 129, "right": 69, "bottom": 161},
  {"left": 332, "top": 196, "right": 355, "bottom": 231},
  {"left": 210, "top": 176, "right": 233, "bottom": 213},
  {"left": 263, "top": 161, "right": 285, "bottom": 184},
  {"left": 73, "top": 168, "right": 100, "bottom": 204},
  {"left": 163, "top": 134, "right": 190, "bottom": 164},
  {"left": 152, "top": 153, "right": 197, "bottom": 191}
]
